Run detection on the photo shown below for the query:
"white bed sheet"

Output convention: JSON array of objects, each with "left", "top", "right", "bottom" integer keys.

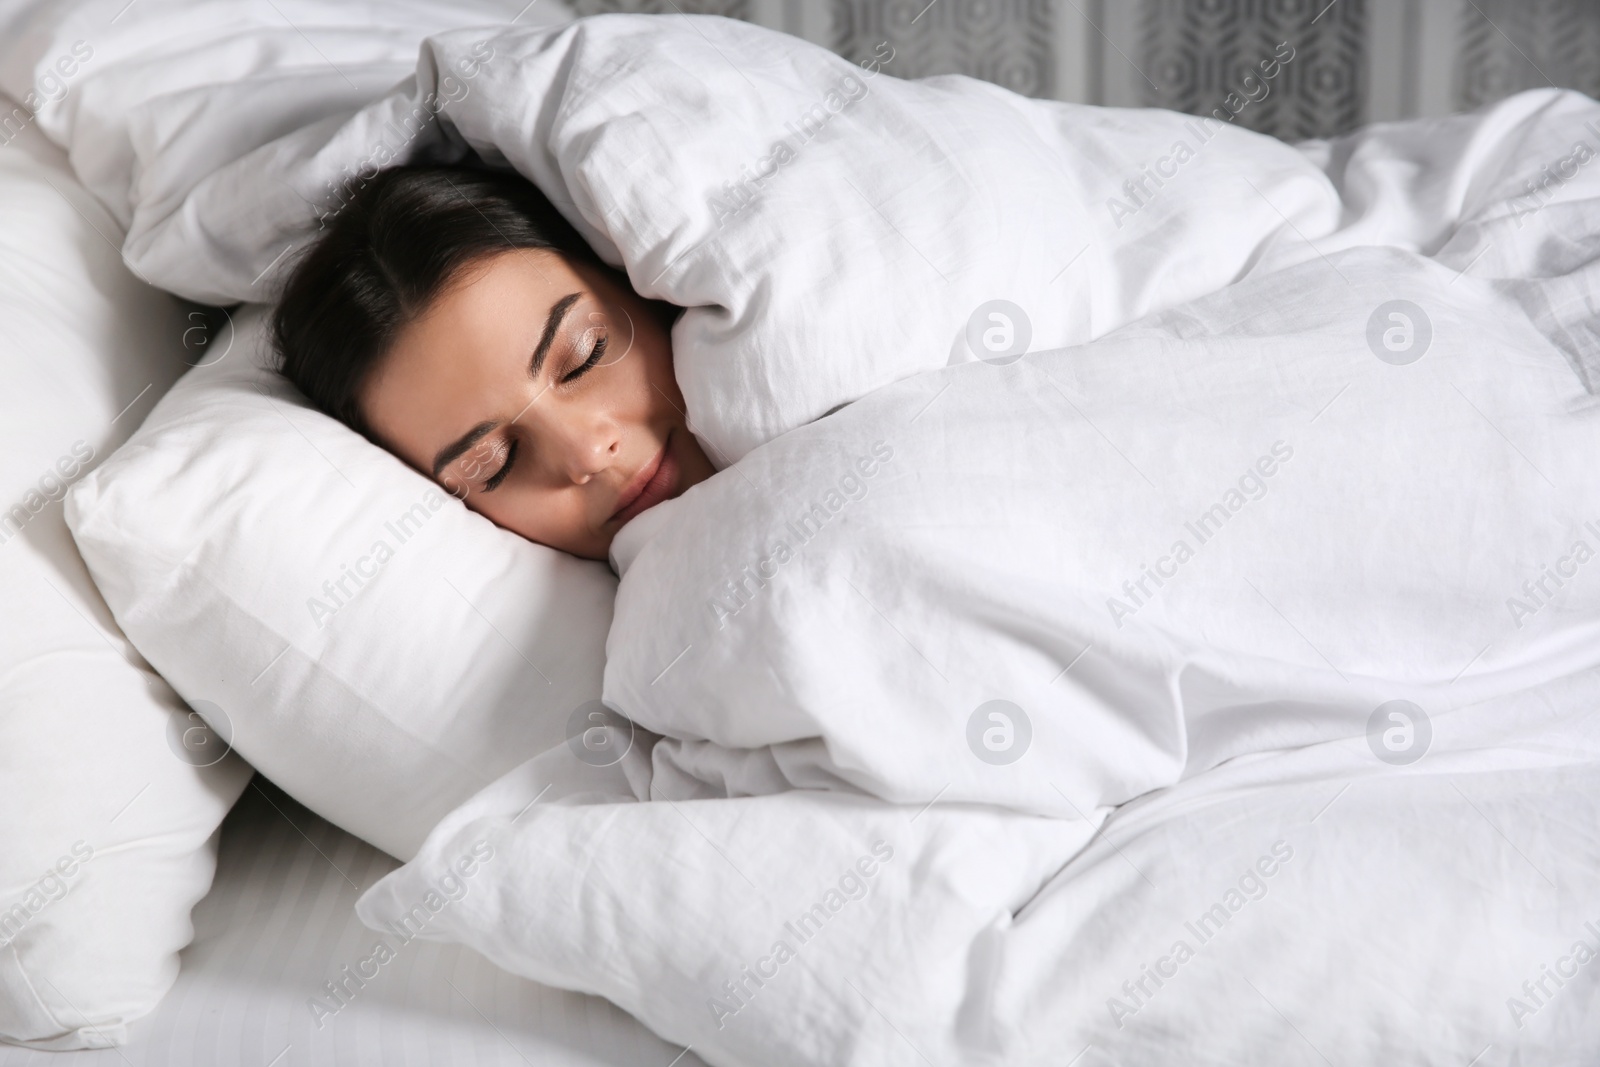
[{"left": 0, "top": 781, "right": 704, "bottom": 1067}]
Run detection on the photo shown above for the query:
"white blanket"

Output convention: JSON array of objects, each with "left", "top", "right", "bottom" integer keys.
[
  {"left": 605, "top": 246, "right": 1600, "bottom": 820},
  {"left": 358, "top": 670, "right": 1600, "bottom": 1065},
  {"left": 12, "top": 10, "right": 1600, "bottom": 1064}
]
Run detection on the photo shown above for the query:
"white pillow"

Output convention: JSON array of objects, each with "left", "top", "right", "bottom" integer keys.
[
  {"left": 66, "top": 306, "right": 626, "bottom": 861},
  {"left": 0, "top": 0, "right": 574, "bottom": 230},
  {"left": 0, "top": 107, "right": 250, "bottom": 1051}
]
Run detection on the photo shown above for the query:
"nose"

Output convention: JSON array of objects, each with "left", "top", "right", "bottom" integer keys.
[{"left": 544, "top": 412, "right": 620, "bottom": 485}]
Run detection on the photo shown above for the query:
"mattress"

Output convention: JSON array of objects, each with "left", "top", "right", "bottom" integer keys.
[{"left": 0, "top": 780, "right": 705, "bottom": 1067}]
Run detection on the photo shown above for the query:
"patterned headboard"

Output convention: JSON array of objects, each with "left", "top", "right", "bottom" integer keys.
[{"left": 568, "top": 0, "right": 1600, "bottom": 141}]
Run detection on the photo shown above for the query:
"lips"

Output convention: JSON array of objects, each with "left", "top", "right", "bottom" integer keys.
[{"left": 609, "top": 430, "right": 680, "bottom": 525}]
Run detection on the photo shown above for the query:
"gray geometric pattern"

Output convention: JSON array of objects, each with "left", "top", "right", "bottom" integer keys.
[
  {"left": 1455, "top": 0, "right": 1600, "bottom": 110},
  {"left": 828, "top": 0, "right": 1055, "bottom": 99},
  {"left": 1139, "top": 0, "right": 1367, "bottom": 140},
  {"left": 566, "top": 0, "right": 748, "bottom": 16},
  {"left": 567, "top": 0, "right": 1600, "bottom": 142}
]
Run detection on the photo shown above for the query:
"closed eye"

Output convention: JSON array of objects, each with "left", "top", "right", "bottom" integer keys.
[
  {"left": 562, "top": 336, "right": 608, "bottom": 384},
  {"left": 483, "top": 439, "right": 518, "bottom": 491}
]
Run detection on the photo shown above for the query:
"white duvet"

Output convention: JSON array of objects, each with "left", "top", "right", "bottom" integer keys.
[
  {"left": 11, "top": 9, "right": 1600, "bottom": 1064},
  {"left": 606, "top": 245, "right": 1600, "bottom": 820}
]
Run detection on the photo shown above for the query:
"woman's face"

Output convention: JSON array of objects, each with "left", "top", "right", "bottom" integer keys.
[{"left": 361, "top": 248, "right": 716, "bottom": 561}]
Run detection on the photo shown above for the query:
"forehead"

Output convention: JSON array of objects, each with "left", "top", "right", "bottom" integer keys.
[{"left": 425, "top": 247, "right": 579, "bottom": 330}]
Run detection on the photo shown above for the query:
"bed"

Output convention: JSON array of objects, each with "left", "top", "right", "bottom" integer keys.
[{"left": 0, "top": 779, "right": 705, "bottom": 1067}]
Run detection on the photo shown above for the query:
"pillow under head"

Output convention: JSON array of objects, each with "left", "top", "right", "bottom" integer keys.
[{"left": 66, "top": 305, "right": 628, "bottom": 861}]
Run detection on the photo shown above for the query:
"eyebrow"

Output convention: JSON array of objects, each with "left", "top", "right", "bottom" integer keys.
[
  {"left": 431, "top": 420, "right": 495, "bottom": 479},
  {"left": 529, "top": 292, "right": 581, "bottom": 379},
  {"left": 429, "top": 291, "right": 583, "bottom": 479}
]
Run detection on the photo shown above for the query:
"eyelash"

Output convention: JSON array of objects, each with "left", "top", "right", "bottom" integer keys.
[
  {"left": 563, "top": 335, "right": 608, "bottom": 383},
  {"left": 481, "top": 335, "right": 609, "bottom": 492},
  {"left": 483, "top": 440, "right": 517, "bottom": 491}
]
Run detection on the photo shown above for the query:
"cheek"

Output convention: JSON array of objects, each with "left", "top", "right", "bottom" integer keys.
[
  {"left": 587, "top": 368, "right": 655, "bottom": 445},
  {"left": 463, "top": 482, "right": 574, "bottom": 547},
  {"left": 523, "top": 491, "right": 611, "bottom": 558},
  {"left": 589, "top": 323, "right": 673, "bottom": 425},
  {"left": 629, "top": 321, "right": 681, "bottom": 405}
]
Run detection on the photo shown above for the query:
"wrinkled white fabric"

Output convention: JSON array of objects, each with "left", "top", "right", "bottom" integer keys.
[
  {"left": 359, "top": 668, "right": 1600, "bottom": 1065},
  {"left": 0, "top": 0, "right": 571, "bottom": 228},
  {"left": 608, "top": 247, "right": 1600, "bottom": 817}
]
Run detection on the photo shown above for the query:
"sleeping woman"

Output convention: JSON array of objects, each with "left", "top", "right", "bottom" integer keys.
[{"left": 272, "top": 163, "right": 717, "bottom": 561}]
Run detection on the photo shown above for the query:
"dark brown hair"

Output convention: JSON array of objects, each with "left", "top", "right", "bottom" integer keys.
[{"left": 272, "top": 164, "right": 602, "bottom": 440}]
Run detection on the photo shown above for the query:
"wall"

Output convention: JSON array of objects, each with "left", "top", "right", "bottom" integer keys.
[{"left": 568, "top": 0, "right": 1600, "bottom": 140}]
